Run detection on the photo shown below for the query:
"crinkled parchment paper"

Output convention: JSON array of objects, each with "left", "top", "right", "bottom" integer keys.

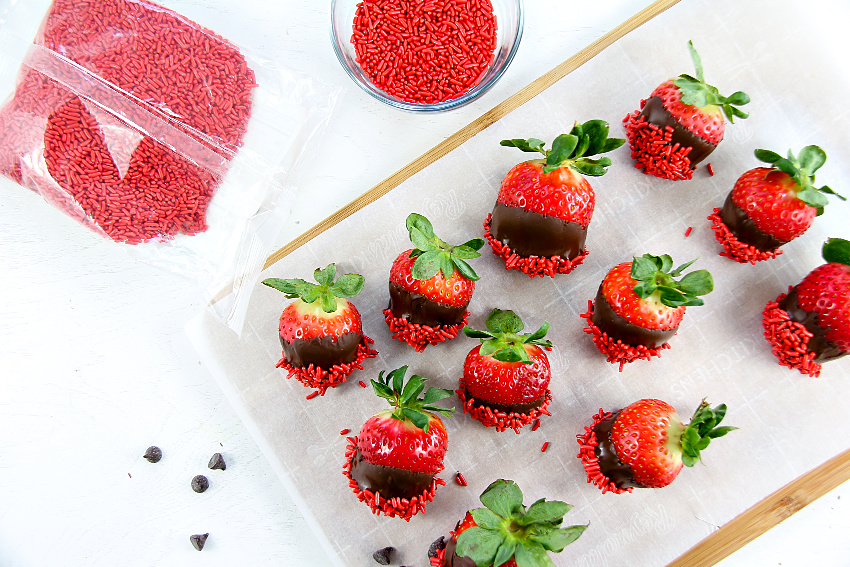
[{"left": 187, "top": 0, "right": 850, "bottom": 564}]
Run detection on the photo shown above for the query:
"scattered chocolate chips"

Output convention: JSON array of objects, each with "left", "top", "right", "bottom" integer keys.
[
  {"left": 372, "top": 546, "right": 395, "bottom": 565},
  {"left": 191, "top": 475, "right": 210, "bottom": 493},
  {"left": 428, "top": 536, "right": 446, "bottom": 559},
  {"left": 190, "top": 533, "right": 209, "bottom": 551},
  {"left": 143, "top": 446, "right": 162, "bottom": 463},
  {"left": 208, "top": 453, "right": 226, "bottom": 471}
]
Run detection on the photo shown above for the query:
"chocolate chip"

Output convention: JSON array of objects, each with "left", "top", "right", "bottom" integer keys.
[
  {"left": 372, "top": 546, "right": 395, "bottom": 565},
  {"left": 428, "top": 536, "right": 446, "bottom": 558},
  {"left": 190, "top": 533, "right": 209, "bottom": 551},
  {"left": 143, "top": 446, "right": 162, "bottom": 463},
  {"left": 208, "top": 453, "right": 226, "bottom": 470},
  {"left": 191, "top": 475, "right": 209, "bottom": 493}
]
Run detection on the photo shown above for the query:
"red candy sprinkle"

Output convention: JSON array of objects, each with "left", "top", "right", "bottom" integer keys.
[
  {"left": 685, "top": 226, "right": 693, "bottom": 237},
  {"left": 0, "top": 0, "right": 256, "bottom": 244},
  {"left": 351, "top": 0, "right": 498, "bottom": 105},
  {"left": 340, "top": 429, "right": 350, "bottom": 435},
  {"left": 305, "top": 391, "right": 319, "bottom": 400},
  {"left": 455, "top": 472, "right": 467, "bottom": 486},
  {"left": 359, "top": 381, "right": 368, "bottom": 388},
  {"left": 707, "top": 163, "right": 715, "bottom": 176},
  {"left": 541, "top": 441, "right": 549, "bottom": 452}
]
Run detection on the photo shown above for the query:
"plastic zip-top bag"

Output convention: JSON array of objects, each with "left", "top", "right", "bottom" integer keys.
[{"left": 0, "top": 0, "right": 339, "bottom": 331}]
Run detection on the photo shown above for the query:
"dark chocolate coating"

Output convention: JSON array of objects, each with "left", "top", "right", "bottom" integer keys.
[
  {"left": 778, "top": 287, "right": 847, "bottom": 362},
  {"left": 349, "top": 449, "right": 434, "bottom": 501},
  {"left": 388, "top": 282, "right": 467, "bottom": 327},
  {"left": 639, "top": 95, "right": 717, "bottom": 168},
  {"left": 280, "top": 332, "right": 361, "bottom": 368},
  {"left": 489, "top": 202, "right": 587, "bottom": 260},
  {"left": 719, "top": 191, "right": 786, "bottom": 252},
  {"left": 462, "top": 387, "right": 545, "bottom": 415},
  {"left": 590, "top": 285, "right": 677, "bottom": 349},
  {"left": 593, "top": 410, "right": 646, "bottom": 490}
]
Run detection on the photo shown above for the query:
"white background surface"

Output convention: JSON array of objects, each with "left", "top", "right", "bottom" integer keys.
[{"left": 2, "top": 0, "right": 850, "bottom": 566}]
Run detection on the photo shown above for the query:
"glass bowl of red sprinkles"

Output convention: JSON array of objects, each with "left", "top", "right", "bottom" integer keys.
[{"left": 331, "top": 0, "right": 523, "bottom": 112}]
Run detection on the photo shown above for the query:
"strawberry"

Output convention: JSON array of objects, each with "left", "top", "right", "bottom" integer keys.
[
  {"left": 484, "top": 120, "right": 624, "bottom": 278},
  {"left": 385, "top": 212, "right": 484, "bottom": 351},
  {"left": 577, "top": 399, "right": 736, "bottom": 493},
  {"left": 710, "top": 146, "right": 845, "bottom": 263},
  {"left": 343, "top": 366, "right": 454, "bottom": 521},
  {"left": 430, "top": 479, "right": 587, "bottom": 567},
  {"left": 624, "top": 41, "right": 749, "bottom": 180},
  {"left": 262, "top": 264, "right": 376, "bottom": 395},
  {"left": 459, "top": 309, "right": 553, "bottom": 433},
  {"left": 763, "top": 237, "right": 850, "bottom": 377},
  {"left": 582, "top": 254, "right": 713, "bottom": 369}
]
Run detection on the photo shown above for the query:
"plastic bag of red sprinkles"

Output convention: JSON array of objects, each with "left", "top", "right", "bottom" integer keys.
[{"left": 0, "top": 0, "right": 338, "bottom": 331}]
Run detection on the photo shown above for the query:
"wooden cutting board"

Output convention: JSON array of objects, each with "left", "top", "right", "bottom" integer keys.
[{"left": 261, "top": 1, "right": 850, "bottom": 564}]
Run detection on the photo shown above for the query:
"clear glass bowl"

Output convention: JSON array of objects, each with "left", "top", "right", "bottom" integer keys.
[{"left": 330, "top": 0, "right": 524, "bottom": 112}]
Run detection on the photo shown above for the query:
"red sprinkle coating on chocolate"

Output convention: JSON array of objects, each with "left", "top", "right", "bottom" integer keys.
[
  {"left": 455, "top": 472, "right": 467, "bottom": 487},
  {"left": 580, "top": 300, "right": 672, "bottom": 371},
  {"left": 276, "top": 336, "right": 377, "bottom": 395},
  {"left": 708, "top": 208, "right": 783, "bottom": 264},
  {"left": 430, "top": 546, "right": 446, "bottom": 567},
  {"left": 623, "top": 108, "right": 694, "bottom": 180},
  {"left": 383, "top": 309, "right": 469, "bottom": 352},
  {"left": 541, "top": 441, "right": 549, "bottom": 452},
  {"left": 707, "top": 162, "right": 715, "bottom": 176},
  {"left": 685, "top": 226, "right": 693, "bottom": 237},
  {"left": 342, "top": 436, "right": 444, "bottom": 522},
  {"left": 483, "top": 215, "right": 588, "bottom": 278},
  {"left": 456, "top": 388, "right": 552, "bottom": 434},
  {"left": 576, "top": 408, "right": 633, "bottom": 494},
  {"left": 762, "top": 291, "right": 822, "bottom": 377},
  {"left": 0, "top": 0, "right": 257, "bottom": 244},
  {"left": 350, "top": 0, "right": 497, "bottom": 105}
]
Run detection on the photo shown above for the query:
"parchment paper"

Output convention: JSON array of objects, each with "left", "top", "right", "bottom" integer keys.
[{"left": 187, "top": 0, "right": 850, "bottom": 565}]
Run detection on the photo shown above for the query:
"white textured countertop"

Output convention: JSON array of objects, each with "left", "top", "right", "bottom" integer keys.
[{"left": 1, "top": 0, "right": 849, "bottom": 565}]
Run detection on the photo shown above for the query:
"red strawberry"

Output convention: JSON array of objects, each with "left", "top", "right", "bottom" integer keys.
[
  {"left": 625, "top": 41, "right": 749, "bottom": 180},
  {"left": 385, "top": 213, "right": 484, "bottom": 351},
  {"left": 763, "top": 237, "right": 850, "bottom": 377},
  {"left": 430, "top": 479, "right": 587, "bottom": 567},
  {"left": 344, "top": 366, "right": 454, "bottom": 521},
  {"left": 583, "top": 254, "right": 713, "bottom": 369},
  {"left": 459, "top": 309, "right": 553, "bottom": 433},
  {"left": 485, "top": 120, "right": 624, "bottom": 278},
  {"left": 262, "top": 264, "right": 376, "bottom": 394},
  {"left": 710, "top": 146, "right": 845, "bottom": 263},
  {"left": 577, "top": 399, "right": 736, "bottom": 493}
]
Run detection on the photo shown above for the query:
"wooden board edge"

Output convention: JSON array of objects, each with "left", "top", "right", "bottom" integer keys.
[
  {"left": 666, "top": 447, "right": 850, "bottom": 567},
  {"left": 261, "top": 0, "right": 681, "bottom": 270}
]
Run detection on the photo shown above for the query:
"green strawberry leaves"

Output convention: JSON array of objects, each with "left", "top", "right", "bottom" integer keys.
[
  {"left": 755, "top": 146, "right": 845, "bottom": 215},
  {"left": 455, "top": 480, "right": 587, "bottom": 567},
  {"left": 823, "top": 238, "right": 850, "bottom": 267},
  {"left": 673, "top": 41, "right": 750, "bottom": 122},
  {"left": 371, "top": 365, "right": 454, "bottom": 433},
  {"left": 680, "top": 400, "right": 738, "bottom": 467},
  {"left": 262, "top": 263, "right": 365, "bottom": 314},
  {"left": 406, "top": 213, "right": 484, "bottom": 282},
  {"left": 630, "top": 254, "right": 713, "bottom": 308},
  {"left": 500, "top": 119, "right": 625, "bottom": 176},
  {"left": 463, "top": 309, "right": 552, "bottom": 364}
]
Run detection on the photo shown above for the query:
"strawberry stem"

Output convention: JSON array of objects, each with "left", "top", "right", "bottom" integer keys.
[
  {"left": 370, "top": 365, "right": 454, "bottom": 432},
  {"left": 680, "top": 400, "right": 737, "bottom": 467},
  {"left": 463, "top": 309, "right": 552, "bottom": 364},
  {"left": 262, "top": 263, "right": 365, "bottom": 314},
  {"left": 822, "top": 238, "right": 850, "bottom": 266},
  {"left": 754, "top": 146, "right": 845, "bottom": 214},
  {"left": 673, "top": 40, "right": 750, "bottom": 123},
  {"left": 406, "top": 213, "right": 484, "bottom": 281},
  {"left": 630, "top": 254, "right": 713, "bottom": 308}
]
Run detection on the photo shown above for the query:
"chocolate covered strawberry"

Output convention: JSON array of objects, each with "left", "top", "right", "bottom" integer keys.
[
  {"left": 582, "top": 254, "right": 713, "bottom": 370},
  {"left": 484, "top": 121, "right": 624, "bottom": 278},
  {"left": 429, "top": 479, "right": 587, "bottom": 567},
  {"left": 624, "top": 41, "right": 749, "bottom": 180},
  {"left": 577, "top": 398, "right": 736, "bottom": 494},
  {"left": 709, "top": 146, "right": 845, "bottom": 263},
  {"left": 262, "top": 263, "right": 377, "bottom": 396},
  {"left": 763, "top": 237, "right": 850, "bottom": 377},
  {"left": 343, "top": 366, "right": 454, "bottom": 521},
  {"left": 459, "top": 309, "right": 553, "bottom": 433},
  {"left": 385, "top": 213, "right": 484, "bottom": 351}
]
